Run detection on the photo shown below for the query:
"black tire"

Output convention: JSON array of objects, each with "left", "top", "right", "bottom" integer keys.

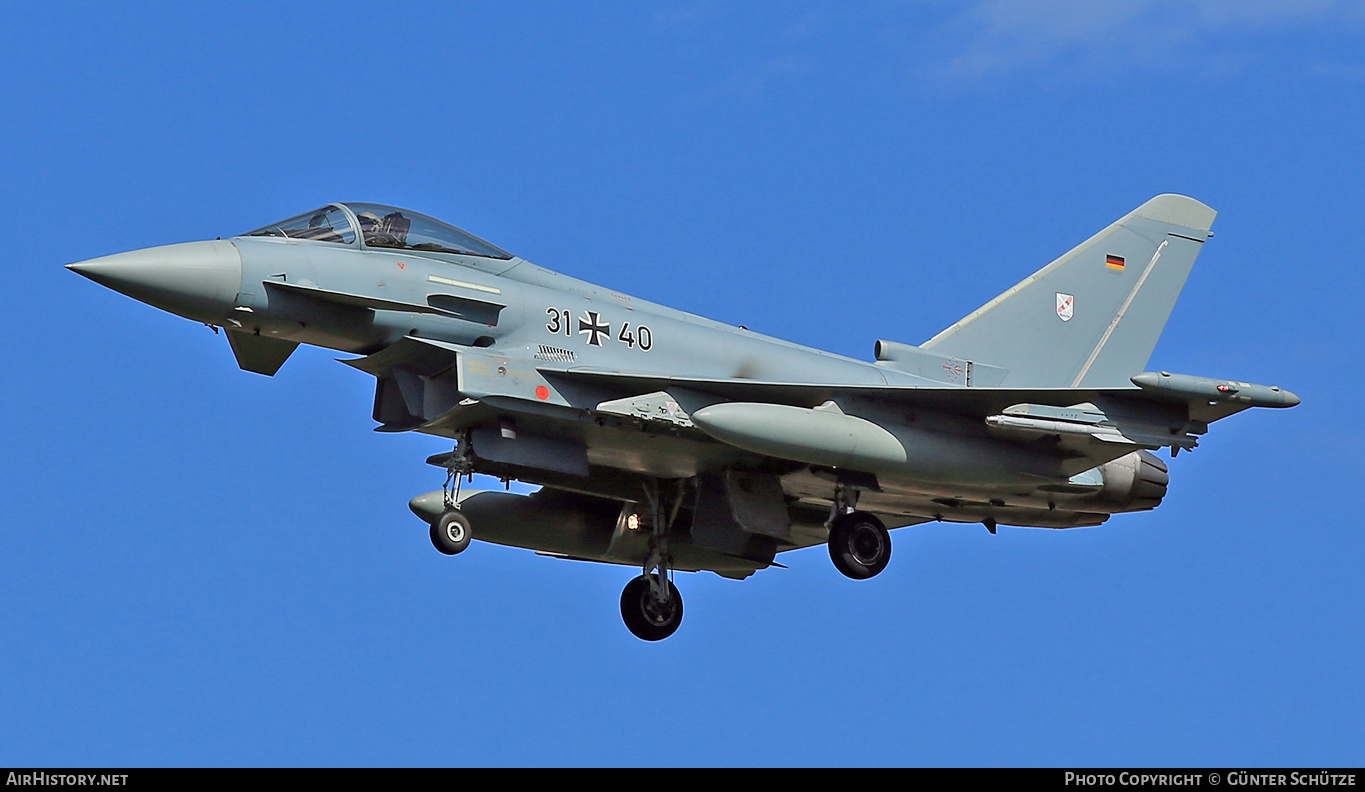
[
  {"left": 620, "top": 574, "right": 683, "bottom": 641},
  {"left": 828, "top": 511, "right": 891, "bottom": 579},
  {"left": 430, "top": 510, "right": 472, "bottom": 555}
]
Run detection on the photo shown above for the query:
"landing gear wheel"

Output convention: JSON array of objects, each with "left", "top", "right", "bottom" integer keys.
[
  {"left": 620, "top": 574, "right": 683, "bottom": 641},
  {"left": 430, "top": 510, "right": 472, "bottom": 555},
  {"left": 828, "top": 511, "right": 891, "bottom": 579}
]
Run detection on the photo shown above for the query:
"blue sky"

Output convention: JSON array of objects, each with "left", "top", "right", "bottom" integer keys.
[{"left": 2, "top": 1, "right": 1361, "bottom": 767}]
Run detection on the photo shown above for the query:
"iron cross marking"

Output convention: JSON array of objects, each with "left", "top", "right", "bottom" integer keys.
[{"left": 578, "top": 311, "right": 610, "bottom": 346}]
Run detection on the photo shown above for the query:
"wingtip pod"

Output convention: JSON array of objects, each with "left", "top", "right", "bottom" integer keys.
[
  {"left": 1131, "top": 371, "right": 1301, "bottom": 408},
  {"left": 1132, "top": 194, "right": 1217, "bottom": 236}
]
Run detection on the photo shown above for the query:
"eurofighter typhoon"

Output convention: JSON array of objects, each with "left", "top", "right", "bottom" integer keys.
[{"left": 68, "top": 196, "right": 1298, "bottom": 640}]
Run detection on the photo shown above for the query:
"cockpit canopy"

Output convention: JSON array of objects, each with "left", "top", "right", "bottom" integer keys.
[{"left": 243, "top": 203, "right": 512, "bottom": 259}]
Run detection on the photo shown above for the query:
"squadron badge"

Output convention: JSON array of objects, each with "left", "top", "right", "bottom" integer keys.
[{"left": 1056, "top": 292, "right": 1074, "bottom": 322}]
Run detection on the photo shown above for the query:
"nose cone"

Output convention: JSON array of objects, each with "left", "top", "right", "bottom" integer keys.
[{"left": 67, "top": 240, "right": 242, "bottom": 323}]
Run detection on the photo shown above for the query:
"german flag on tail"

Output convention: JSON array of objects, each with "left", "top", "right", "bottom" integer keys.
[{"left": 1106, "top": 254, "right": 1126, "bottom": 271}]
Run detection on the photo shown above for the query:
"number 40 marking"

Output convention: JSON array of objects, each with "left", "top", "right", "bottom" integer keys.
[{"left": 618, "top": 322, "right": 653, "bottom": 351}]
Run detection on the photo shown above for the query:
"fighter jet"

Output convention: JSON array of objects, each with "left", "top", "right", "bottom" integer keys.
[{"left": 68, "top": 195, "right": 1298, "bottom": 640}]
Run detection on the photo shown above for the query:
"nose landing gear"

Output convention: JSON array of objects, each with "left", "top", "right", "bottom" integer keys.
[{"left": 430, "top": 435, "right": 475, "bottom": 556}]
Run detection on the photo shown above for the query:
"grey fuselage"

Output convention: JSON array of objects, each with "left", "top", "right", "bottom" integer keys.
[{"left": 67, "top": 197, "right": 1300, "bottom": 589}]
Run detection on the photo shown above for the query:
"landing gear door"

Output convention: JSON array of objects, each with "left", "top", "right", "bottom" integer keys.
[{"left": 691, "top": 471, "right": 792, "bottom": 556}]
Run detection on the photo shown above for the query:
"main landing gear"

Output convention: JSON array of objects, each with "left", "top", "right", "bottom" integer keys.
[
  {"left": 826, "top": 484, "right": 891, "bottom": 580},
  {"left": 619, "top": 478, "right": 688, "bottom": 641},
  {"left": 620, "top": 574, "right": 682, "bottom": 642}
]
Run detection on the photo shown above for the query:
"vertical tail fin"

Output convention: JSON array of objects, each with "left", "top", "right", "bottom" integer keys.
[{"left": 921, "top": 194, "right": 1216, "bottom": 388}]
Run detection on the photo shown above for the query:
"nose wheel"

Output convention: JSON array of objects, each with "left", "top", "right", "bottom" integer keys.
[
  {"left": 620, "top": 574, "right": 683, "bottom": 641},
  {"left": 828, "top": 510, "right": 891, "bottom": 579},
  {"left": 430, "top": 510, "right": 472, "bottom": 555}
]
